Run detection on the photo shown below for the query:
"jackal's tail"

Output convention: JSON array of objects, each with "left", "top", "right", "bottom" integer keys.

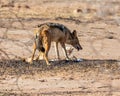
[
  {"left": 35, "top": 33, "right": 45, "bottom": 52},
  {"left": 34, "top": 24, "right": 50, "bottom": 53}
]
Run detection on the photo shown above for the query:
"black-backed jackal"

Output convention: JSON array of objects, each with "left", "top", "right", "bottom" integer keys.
[{"left": 29, "top": 22, "right": 82, "bottom": 65}]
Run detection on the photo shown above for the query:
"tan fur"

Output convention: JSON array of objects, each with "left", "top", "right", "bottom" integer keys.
[{"left": 29, "top": 23, "right": 82, "bottom": 65}]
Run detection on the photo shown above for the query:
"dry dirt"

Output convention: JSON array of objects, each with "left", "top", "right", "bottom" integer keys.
[
  {"left": 0, "top": 0, "right": 120, "bottom": 96},
  {"left": 0, "top": 59, "right": 120, "bottom": 96}
]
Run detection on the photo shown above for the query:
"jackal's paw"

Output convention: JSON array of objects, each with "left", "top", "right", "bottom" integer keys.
[
  {"left": 47, "top": 63, "right": 51, "bottom": 66},
  {"left": 46, "top": 62, "right": 51, "bottom": 66}
]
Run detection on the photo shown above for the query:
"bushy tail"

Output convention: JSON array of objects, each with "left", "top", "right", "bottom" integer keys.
[
  {"left": 34, "top": 24, "right": 50, "bottom": 53},
  {"left": 35, "top": 34, "right": 45, "bottom": 52}
]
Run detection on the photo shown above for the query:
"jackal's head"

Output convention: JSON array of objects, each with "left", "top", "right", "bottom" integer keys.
[{"left": 67, "top": 30, "right": 82, "bottom": 51}]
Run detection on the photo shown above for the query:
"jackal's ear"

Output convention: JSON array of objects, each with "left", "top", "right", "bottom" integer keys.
[{"left": 72, "top": 30, "right": 77, "bottom": 37}]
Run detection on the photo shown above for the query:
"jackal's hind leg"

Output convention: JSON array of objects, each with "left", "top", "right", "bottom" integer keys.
[
  {"left": 30, "top": 42, "right": 37, "bottom": 64},
  {"left": 43, "top": 46, "right": 50, "bottom": 65},
  {"left": 42, "top": 33, "right": 51, "bottom": 65},
  {"left": 43, "top": 52, "right": 50, "bottom": 65}
]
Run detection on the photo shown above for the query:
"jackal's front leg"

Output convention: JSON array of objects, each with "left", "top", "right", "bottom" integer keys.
[
  {"left": 29, "top": 42, "right": 37, "bottom": 64},
  {"left": 54, "top": 42, "right": 60, "bottom": 60},
  {"left": 60, "top": 42, "right": 70, "bottom": 60}
]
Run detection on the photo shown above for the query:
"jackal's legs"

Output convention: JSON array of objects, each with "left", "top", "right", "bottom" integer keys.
[
  {"left": 54, "top": 42, "right": 60, "bottom": 60},
  {"left": 60, "top": 42, "right": 70, "bottom": 60},
  {"left": 43, "top": 51, "right": 50, "bottom": 65},
  {"left": 30, "top": 42, "right": 37, "bottom": 64},
  {"left": 42, "top": 33, "right": 51, "bottom": 65}
]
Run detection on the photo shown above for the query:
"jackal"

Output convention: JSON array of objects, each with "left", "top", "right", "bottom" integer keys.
[{"left": 30, "top": 22, "right": 82, "bottom": 65}]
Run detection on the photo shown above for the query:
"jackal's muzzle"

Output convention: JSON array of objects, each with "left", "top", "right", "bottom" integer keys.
[{"left": 75, "top": 44, "right": 83, "bottom": 51}]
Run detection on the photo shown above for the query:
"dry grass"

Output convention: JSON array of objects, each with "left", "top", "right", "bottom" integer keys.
[
  {"left": 0, "top": 0, "right": 120, "bottom": 30},
  {"left": 0, "top": 0, "right": 120, "bottom": 20},
  {"left": 0, "top": 59, "right": 119, "bottom": 95}
]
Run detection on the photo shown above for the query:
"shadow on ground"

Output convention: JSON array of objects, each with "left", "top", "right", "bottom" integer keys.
[{"left": 0, "top": 59, "right": 119, "bottom": 76}]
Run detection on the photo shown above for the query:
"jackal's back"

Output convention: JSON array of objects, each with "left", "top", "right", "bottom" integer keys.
[{"left": 37, "top": 22, "right": 71, "bottom": 34}]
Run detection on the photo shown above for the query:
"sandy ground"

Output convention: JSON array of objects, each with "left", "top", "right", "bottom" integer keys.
[
  {"left": 0, "top": 60, "right": 120, "bottom": 96},
  {"left": 0, "top": 0, "right": 120, "bottom": 96}
]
